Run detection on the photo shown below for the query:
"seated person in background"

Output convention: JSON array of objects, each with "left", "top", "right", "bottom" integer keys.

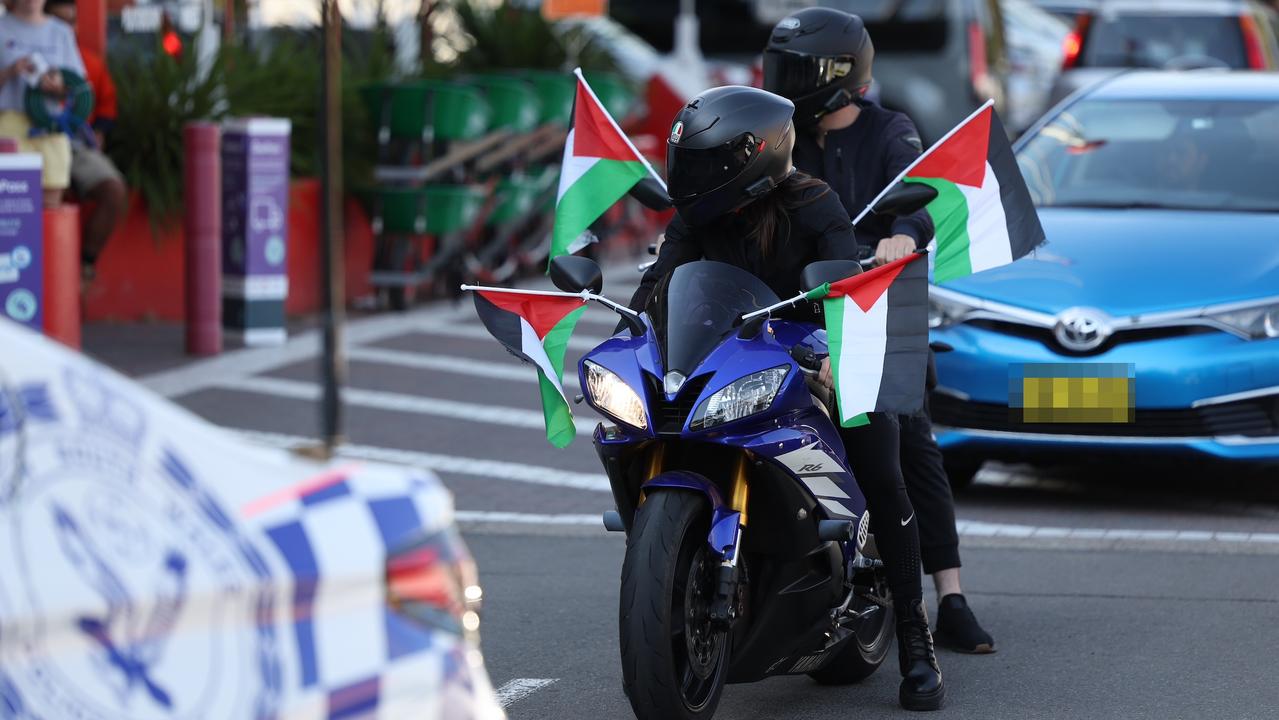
[
  {"left": 45, "top": 0, "right": 127, "bottom": 281},
  {"left": 0, "top": 0, "right": 84, "bottom": 208}
]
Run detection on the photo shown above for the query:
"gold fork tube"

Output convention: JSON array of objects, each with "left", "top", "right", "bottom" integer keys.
[{"left": 729, "top": 453, "right": 750, "bottom": 526}]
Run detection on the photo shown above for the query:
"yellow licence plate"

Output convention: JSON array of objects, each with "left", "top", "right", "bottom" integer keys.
[{"left": 1010, "top": 364, "right": 1135, "bottom": 424}]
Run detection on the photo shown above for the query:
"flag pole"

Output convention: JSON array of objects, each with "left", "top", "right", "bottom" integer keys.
[
  {"left": 740, "top": 250, "right": 929, "bottom": 321},
  {"left": 573, "top": 68, "right": 668, "bottom": 191},
  {"left": 460, "top": 284, "right": 643, "bottom": 318},
  {"left": 850, "top": 98, "right": 995, "bottom": 227}
]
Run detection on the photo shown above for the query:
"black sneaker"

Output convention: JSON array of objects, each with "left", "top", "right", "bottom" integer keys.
[
  {"left": 897, "top": 599, "right": 945, "bottom": 711},
  {"left": 934, "top": 593, "right": 995, "bottom": 654}
]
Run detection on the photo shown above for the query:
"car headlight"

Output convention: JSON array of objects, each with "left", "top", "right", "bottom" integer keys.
[
  {"left": 1208, "top": 303, "right": 1279, "bottom": 340},
  {"left": 690, "top": 366, "right": 789, "bottom": 431},
  {"left": 584, "top": 360, "right": 648, "bottom": 429},
  {"left": 928, "top": 292, "right": 976, "bottom": 329}
]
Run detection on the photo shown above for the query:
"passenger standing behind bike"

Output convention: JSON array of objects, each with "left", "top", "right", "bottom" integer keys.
[
  {"left": 627, "top": 85, "right": 944, "bottom": 712},
  {"left": 763, "top": 7, "right": 995, "bottom": 654}
]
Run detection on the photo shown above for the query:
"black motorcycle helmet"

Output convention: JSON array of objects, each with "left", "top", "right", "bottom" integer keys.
[
  {"left": 666, "top": 86, "right": 796, "bottom": 227},
  {"left": 763, "top": 8, "right": 874, "bottom": 130}
]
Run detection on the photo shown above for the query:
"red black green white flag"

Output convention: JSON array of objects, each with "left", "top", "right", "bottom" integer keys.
[
  {"left": 804, "top": 253, "right": 930, "bottom": 427},
  {"left": 550, "top": 69, "right": 662, "bottom": 265},
  {"left": 899, "top": 101, "right": 1045, "bottom": 283},
  {"left": 472, "top": 290, "right": 587, "bottom": 448}
]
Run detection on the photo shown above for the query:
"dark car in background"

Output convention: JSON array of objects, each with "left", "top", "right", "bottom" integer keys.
[
  {"left": 1049, "top": 0, "right": 1279, "bottom": 105},
  {"left": 611, "top": 0, "right": 1010, "bottom": 144}
]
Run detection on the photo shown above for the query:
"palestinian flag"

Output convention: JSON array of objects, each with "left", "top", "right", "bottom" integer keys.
[
  {"left": 804, "top": 253, "right": 930, "bottom": 427},
  {"left": 902, "top": 102, "right": 1045, "bottom": 284},
  {"left": 472, "top": 290, "right": 587, "bottom": 448},
  {"left": 550, "top": 69, "right": 654, "bottom": 265}
]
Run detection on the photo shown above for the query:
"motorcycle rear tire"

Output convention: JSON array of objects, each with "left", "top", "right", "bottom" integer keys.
[
  {"left": 620, "top": 490, "right": 730, "bottom": 720},
  {"left": 808, "top": 569, "right": 894, "bottom": 685}
]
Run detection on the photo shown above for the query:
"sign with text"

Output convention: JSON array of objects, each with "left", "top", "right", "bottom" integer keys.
[
  {"left": 222, "top": 118, "right": 290, "bottom": 346},
  {"left": 0, "top": 154, "right": 43, "bottom": 330}
]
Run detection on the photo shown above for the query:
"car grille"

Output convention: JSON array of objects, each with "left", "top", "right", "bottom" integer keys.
[
  {"left": 930, "top": 392, "right": 1279, "bottom": 438},
  {"left": 966, "top": 320, "right": 1214, "bottom": 357},
  {"left": 646, "top": 373, "right": 712, "bottom": 435}
]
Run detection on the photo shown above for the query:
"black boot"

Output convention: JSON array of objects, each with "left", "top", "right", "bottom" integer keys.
[{"left": 897, "top": 599, "right": 945, "bottom": 711}]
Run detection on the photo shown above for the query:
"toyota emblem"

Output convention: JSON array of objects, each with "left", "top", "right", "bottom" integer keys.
[{"left": 1053, "top": 307, "right": 1111, "bottom": 352}]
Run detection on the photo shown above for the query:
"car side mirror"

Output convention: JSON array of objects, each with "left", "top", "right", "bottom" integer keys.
[
  {"left": 872, "top": 183, "right": 938, "bottom": 217},
  {"left": 550, "top": 255, "right": 603, "bottom": 294},
  {"left": 801, "top": 260, "right": 861, "bottom": 293}
]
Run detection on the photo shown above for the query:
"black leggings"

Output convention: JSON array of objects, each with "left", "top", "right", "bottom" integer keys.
[
  {"left": 840, "top": 412, "right": 922, "bottom": 614},
  {"left": 900, "top": 395, "right": 962, "bottom": 575}
]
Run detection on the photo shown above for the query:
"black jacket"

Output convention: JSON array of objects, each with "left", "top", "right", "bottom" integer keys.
[
  {"left": 792, "top": 101, "right": 935, "bottom": 251},
  {"left": 628, "top": 183, "right": 857, "bottom": 314}
]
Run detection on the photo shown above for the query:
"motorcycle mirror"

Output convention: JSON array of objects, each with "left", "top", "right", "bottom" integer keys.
[
  {"left": 872, "top": 183, "right": 937, "bottom": 217},
  {"left": 628, "top": 176, "right": 672, "bottom": 211},
  {"left": 550, "top": 255, "right": 604, "bottom": 294},
  {"left": 801, "top": 260, "right": 861, "bottom": 293}
]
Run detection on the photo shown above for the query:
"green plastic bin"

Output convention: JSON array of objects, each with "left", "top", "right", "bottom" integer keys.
[
  {"left": 423, "top": 184, "right": 488, "bottom": 234},
  {"left": 491, "top": 176, "right": 547, "bottom": 225},
  {"left": 426, "top": 82, "right": 492, "bottom": 142},
  {"left": 522, "top": 71, "right": 576, "bottom": 126},
  {"left": 473, "top": 76, "right": 542, "bottom": 133},
  {"left": 369, "top": 186, "right": 428, "bottom": 235},
  {"left": 359, "top": 82, "right": 432, "bottom": 143},
  {"left": 583, "top": 71, "right": 635, "bottom": 121}
]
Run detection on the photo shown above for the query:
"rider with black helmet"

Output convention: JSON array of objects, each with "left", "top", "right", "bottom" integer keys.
[
  {"left": 765, "top": 7, "right": 996, "bottom": 660},
  {"left": 628, "top": 85, "right": 945, "bottom": 712}
]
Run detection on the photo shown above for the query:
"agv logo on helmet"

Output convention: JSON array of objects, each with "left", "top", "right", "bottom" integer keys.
[{"left": 670, "top": 121, "right": 684, "bottom": 144}]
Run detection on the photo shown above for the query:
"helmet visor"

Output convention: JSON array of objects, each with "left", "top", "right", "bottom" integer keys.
[
  {"left": 762, "top": 50, "right": 857, "bottom": 100},
  {"left": 667, "top": 132, "right": 762, "bottom": 201}
]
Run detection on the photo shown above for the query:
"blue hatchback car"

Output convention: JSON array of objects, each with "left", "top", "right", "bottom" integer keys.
[{"left": 929, "top": 71, "right": 1279, "bottom": 487}]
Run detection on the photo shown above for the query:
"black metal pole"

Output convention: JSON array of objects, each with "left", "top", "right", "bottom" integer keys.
[{"left": 320, "top": 0, "right": 345, "bottom": 453}]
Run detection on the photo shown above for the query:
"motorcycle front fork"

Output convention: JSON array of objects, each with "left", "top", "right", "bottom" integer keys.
[{"left": 709, "top": 454, "right": 750, "bottom": 626}]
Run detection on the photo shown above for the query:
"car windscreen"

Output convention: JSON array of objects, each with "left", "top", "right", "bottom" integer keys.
[
  {"left": 1017, "top": 98, "right": 1279, "bottom": 212},
  {"left": 1081, "top": 14, "right": 1247, "bottom": 68},
  {"left": 646, "top": 261, "right": 780, "bottom": 376}
]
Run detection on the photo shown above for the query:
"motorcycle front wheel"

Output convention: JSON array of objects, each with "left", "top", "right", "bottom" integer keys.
[{"left": 620, "top": 490, "right": 730, "bottom": 720}]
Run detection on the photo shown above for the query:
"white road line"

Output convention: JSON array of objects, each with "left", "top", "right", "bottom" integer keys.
[
  {"left": 223, "top": 375, "right": 599, "bottom": 435},
  {"left": 450, "top": 510, "right": 1279, "bottom": 549},
  {"left": 456, "top": 511, "right": 603, "bottom": 525},
  {"left": 139, "top": 264, "right": 637, "bottom": 398},
  {"left": 494, "top": 678, "right": 559, "bottom": 708},
  {"left": 417, "top": 321, "right": 608, "bottom": 352},
  {"left": 346, "top": 346, "right": 582, "bottom": 392},
  {"left": 245, "top": 431, "right": 610, "bottom": 491}
]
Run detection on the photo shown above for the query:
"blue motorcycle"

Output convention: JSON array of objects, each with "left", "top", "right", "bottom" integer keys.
[{"left": 550, "top": 254, "right": 892, "bottom": 719}]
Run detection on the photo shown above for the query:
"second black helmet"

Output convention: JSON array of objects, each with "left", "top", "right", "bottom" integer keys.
[
  {"left": 666, "top": 86, "right": 796, "bottom": 227},
  {"left": 763, "top": 7, "right": 874, "bottom": 130}
]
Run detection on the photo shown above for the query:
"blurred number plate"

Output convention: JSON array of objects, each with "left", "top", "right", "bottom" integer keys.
[
  {"left": 1010, "top": 363, "right": 1135, "bottom": 424},
  {"left": 753, "top": 0, "right": 817, "bottom": 25}
]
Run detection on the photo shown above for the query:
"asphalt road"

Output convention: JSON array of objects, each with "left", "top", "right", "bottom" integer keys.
[{"left": 117, "top": 256, "right": 1279, "bottom": 719}]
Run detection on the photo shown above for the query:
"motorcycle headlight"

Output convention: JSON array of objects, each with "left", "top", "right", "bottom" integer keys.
[
  {"left": 1208, "top": 302, "right": 1279, "bottom": 340},
  {"left": 928, "top": 292, "right": 976, "bottom": 329},
  {"left": 690, "top": 366, "right": 789, "bottom": 431},
  {"left": 584, "top": 361, "right": 648, "bottom": 430}
]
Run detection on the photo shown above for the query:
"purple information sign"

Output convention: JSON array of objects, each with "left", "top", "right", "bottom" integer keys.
[
  {"left": 0, "top": 154, "right": 43, "bottom": 331},
  {"left": 221, "top": 118, "right": 291, "bottom": 346}
]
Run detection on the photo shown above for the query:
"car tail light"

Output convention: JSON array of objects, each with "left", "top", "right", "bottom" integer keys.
[
  {"left": 1062, "top": 14, "right": 1091, "bottom": 70},
  {"left": 968, "top": 21, "right": 989, "bottom": 97},
  {"left": 385, "top": 530, "right": 482, "bottom": 637},
  {"left": 1240, "top": 15, "right": 1266, "bottom": 70}
]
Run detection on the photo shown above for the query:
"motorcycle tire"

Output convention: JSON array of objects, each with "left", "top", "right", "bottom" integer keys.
[
  {"left": 808, "top": 569, "right": 894, "bottom": 685},
  {"left": 620, "top": 490, "right": 730, "bottom": 720}
]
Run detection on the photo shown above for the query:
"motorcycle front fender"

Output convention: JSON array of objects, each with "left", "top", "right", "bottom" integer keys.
[{"left": 642, "top": 471, "right": 742, "bottom": 561}]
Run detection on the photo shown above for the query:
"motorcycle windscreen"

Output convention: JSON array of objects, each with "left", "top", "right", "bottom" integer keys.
[{"left": 646, "top": 260, "right": 781, "bottom": 376}]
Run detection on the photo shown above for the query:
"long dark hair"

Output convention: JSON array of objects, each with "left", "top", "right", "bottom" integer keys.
[{"left": 741, "top": 171, "right": 831, "bottom": 258}]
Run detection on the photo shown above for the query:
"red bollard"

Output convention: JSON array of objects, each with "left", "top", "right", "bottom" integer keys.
[
  {"left": 0, "top": 137, "right": 17, "bottom": 153},
  {"left": 184, "top": 122, "right": 221, "bottom": 356},
  {"left": 43, "top": 205, "right": 81, "bottom": 349}
]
